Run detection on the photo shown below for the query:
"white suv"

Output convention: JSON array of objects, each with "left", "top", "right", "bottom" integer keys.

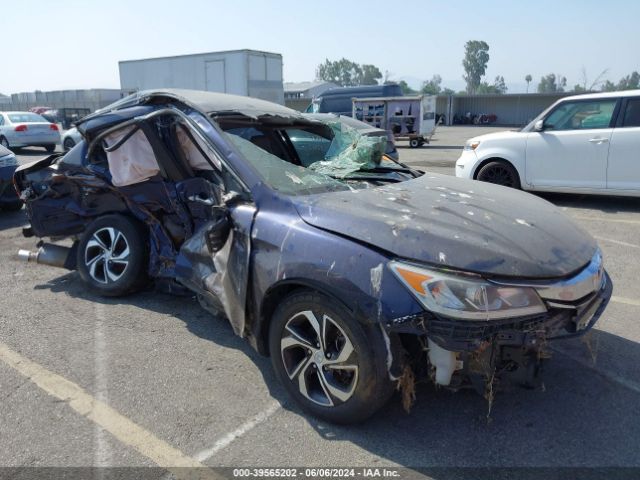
[{"left": 456, "top": 90, "right": 640, "bottom": 196}]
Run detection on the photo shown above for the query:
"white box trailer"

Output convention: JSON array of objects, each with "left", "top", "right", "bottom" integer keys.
[
  {"left": 119, "top": 49, "right": 284, "bottom": 104},
  {"left": 352, "top": 95, "right": 437, "bottom": 147}
]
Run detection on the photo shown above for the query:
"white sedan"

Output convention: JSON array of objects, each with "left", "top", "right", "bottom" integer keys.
[
  {"left": 456, "top": 90, "right": 640, "bottom": 196},
  {"left": 0, "top": 111, "right": 61, "bottom": 152}
]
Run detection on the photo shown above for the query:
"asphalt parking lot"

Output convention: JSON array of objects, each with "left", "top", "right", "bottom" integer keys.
[{"left": 1, "top": 126, "right": 640, "bottom": 477}]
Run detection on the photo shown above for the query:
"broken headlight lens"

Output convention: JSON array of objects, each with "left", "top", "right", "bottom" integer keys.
[{"left": 389, "top": 261, "right": 547, "bottom": 320}]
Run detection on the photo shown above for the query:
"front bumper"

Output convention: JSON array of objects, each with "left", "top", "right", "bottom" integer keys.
[
  {"left": 388, "top": 271, "right": 611, "bottom": 349},
  {"left": 386, "top": 271, "right": 612, "bottom": 389},
  {"left": 455, "top": 149, "right": 478, "bottom": 179}
]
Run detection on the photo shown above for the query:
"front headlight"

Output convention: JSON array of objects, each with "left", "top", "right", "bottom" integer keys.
[
  {"left": 389, "top": 261, "right": 547, "bottom": 320},
  {"left": 0, "top": 155, "right": 18, "bottom": 168},
  {"left": 464, "top": 140, "right": 480, "bottom": 151}
]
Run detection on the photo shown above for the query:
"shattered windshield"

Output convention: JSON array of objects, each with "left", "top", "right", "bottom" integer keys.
[
  {"left": 224, "top": 133, "right": 350, "bottom": 195},
  {"left": 223, "top": 119, "right": 395, "bottom": 195},
  {"left": 306, "top": 121, "right": 386, "bottom": 178}
]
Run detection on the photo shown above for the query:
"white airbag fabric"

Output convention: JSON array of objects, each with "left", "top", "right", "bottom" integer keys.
[{"left": 104, "top": 127, "right": 160, "bottom": 187}]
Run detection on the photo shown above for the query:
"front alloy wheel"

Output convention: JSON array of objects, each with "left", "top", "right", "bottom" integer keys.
[
  {"left": 269, "top": 291, "right": 394, "bottom": 424},
  {"left": 281, "top": 310, "right": 359, "bottom": 407}
]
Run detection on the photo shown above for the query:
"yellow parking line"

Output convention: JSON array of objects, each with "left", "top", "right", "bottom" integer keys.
[
  {"left": 612, "top": 296, "right": 640, "bottom": 307},
  {"left": 0, "top": 341, "right": 218, "bottom": 480},
  {"left": 571, "top": 215, "right": 640, "bottom": 225}
]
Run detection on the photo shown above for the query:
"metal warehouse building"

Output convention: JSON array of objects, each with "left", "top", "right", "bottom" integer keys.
[
  {"left": 0, "top": 89, "right": 124, "bottom": 112},
  {"left": 119, "top": 49, "right": 284, "bottom": 105},
  {"left": 437, "top": 92, "right": 571, "bottom": 126}
]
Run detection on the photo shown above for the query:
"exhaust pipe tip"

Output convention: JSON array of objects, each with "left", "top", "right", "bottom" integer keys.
[
  {"left": 18, "top": 249, "right": 37, "bottom": 262},
  {"left": 17, "top": 243, "right": 74, "bottom": 269}
]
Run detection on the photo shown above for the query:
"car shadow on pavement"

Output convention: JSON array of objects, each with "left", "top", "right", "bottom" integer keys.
[
  {"left": 538, "top": 192, "right": 640, "bottom": 214},
  {"left": 0, "top": 208, "right": 27, "bottom": 230},
  {"left": 12, "top": 147, "right": 54, "bottom": 157},
  {"left": 35, "top": 272, "right": 640, "bottom": 473}
]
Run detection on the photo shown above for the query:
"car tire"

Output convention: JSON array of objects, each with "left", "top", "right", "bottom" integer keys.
[
  {"left": 45, "top": 144, "right": 56, "bottom": 153},
  {"left": 76, "top": 214, "right": 149, "bottom": 297},
  {"left": 476, "top": 160, "right": 521, "bottom": 189},
  {"left": 269, "top": 290, "right": 394, "bottom": 424},
  {"left": 63, "top": 137, "right": 75, "bottom": 151},
  {"left": 0, "top": 136, "right": 9, "bottom": 149},
  {"left": 409, "top": 138, "right": 420, "bottom": 148}
]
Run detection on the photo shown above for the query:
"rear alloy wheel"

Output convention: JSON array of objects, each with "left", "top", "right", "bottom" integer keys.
[
  {"left": 269, "top": 291, "right": 393, "bottom": 424},
  {"left": 476, "top": 160, "right": 521, "bottom": 189},
  {"left": 77, "top": 215, "right": 148, "bottom": 296},
  {"left": 63, "top": 137, "right": 75, "bottom": 151}
]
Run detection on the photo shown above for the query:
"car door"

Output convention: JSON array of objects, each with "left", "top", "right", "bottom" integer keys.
[
  {"left": 170, "top": 117, "right": 256, "bottom": 336},
  {"left": 607, "top": 97, "right": 640, "bottom": 191},
  {"left": 525, "top": 98, "right": 619, "bottom": 190}
]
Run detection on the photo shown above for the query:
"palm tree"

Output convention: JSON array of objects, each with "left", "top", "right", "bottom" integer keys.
[{"left": 525, "top": 74, "right": 532, "bottom": 93}]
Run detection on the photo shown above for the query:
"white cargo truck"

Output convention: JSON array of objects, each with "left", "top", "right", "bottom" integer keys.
[
  {"left": 352, "top": 95, "right": 437, "bottom": 147},
  {"left": 119, "top": 49, "right": 284, "bottom": 104}
]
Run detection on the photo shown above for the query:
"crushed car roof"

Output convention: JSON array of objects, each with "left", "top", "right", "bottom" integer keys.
[{"left": 91, "top": 89, "right": 304, "bottom": 120}]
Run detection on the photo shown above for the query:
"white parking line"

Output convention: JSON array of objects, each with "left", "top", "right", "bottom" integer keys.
[
  {"left": 194, "top": 401, "right": 281, "bottom": 462},
  {"left": 612, "top": 296, "right": 640, "bottom": 307},
  {"left": 594, "top": 236, "right": 640, "bottom": 249},
  {"left": 0, "top": 341, "right": 219, "bottom": 480},
  {"left": 571, "top": 215, "right": 640, "bottom": 225},
  {"left": 554, "top": 347, "right": 640, "bottom": 395},
  {"left": 94, "top": 304, "right": 111, "bottom": 473}
]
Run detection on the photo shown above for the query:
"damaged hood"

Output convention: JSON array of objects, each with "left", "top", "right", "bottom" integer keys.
[{"left": 293, "top": 173, "right": 597, "bottom": 279}]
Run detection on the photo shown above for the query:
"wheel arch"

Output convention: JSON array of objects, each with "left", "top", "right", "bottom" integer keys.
[
  {"left": 254, "top": 279, "right": 357, "bottom": 356},
  {"left": 473, "top": 156, "right": 523, "bottom": 184}
]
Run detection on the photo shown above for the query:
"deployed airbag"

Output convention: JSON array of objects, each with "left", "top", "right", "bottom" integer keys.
[{"left": 104, "top": 126, "right": 160, "bottom": 187}]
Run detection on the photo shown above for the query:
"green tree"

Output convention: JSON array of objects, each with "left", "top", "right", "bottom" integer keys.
[
  {"left": 476, "top": 76, "right": 507, "bottom": 94},
  {"left": 525, "top": 74, "right": 532, "bottom": 93},
  {"left": 618, "top": 71, "right": 640, "bottom": 90},
  {"left": 493, "top": 75, "right": 507, "bottom": 94},
  {"left": 442, "top": 87, "right": 456, "bottom": 95},
  {"left": 316, "top": 58, "right": 382, "bottom": 87},
  {"left": 360, "top": 64, "right": 383, "bottom": 85},
  {"left": 462, "top": 40, "right": 490, "bottom": 94},
  {"left": 421, "top": 74, "right": 442, "bottom": 95},
  {"left": 537, "top": 73, "right": 567, "bottom": 93},
  {"left": 397, "top": 80, "right": 417, "bottom": 94},
  {"left": 600, "top": 71, "right": 639, "bottom": 92}
]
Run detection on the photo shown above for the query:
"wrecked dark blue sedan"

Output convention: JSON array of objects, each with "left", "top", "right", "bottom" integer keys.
[{"left": 14, "top": 90, "right": 612, "bottom": 423}]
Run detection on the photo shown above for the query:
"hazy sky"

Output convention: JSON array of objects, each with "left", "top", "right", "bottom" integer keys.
[{"left": 4, "top": 0, "right": 639, "bottom": 94}]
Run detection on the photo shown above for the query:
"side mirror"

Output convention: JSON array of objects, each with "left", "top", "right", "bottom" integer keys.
[{"left": 534, "top": 119, "right": 545, "bottom": 132}]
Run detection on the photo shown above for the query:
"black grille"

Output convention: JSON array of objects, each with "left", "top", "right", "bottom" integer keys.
[{"left": 426, "top": 314, "right": 549, "bottom": 341}]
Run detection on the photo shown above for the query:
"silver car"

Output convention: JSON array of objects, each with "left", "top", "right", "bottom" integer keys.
[
  {"left": 0, "top": 111, "right": 61, "bottom": 152},
  {"left": 61, "top": 127, "right": 82, "bottom": 151}
]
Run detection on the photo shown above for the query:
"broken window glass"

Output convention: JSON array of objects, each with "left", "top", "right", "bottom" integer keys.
[
  {"left": 224, "top": 133, "right": 350, "bottom": 196},
  {"left": 307, "top": 121, "right": 386, "bottom": 178}
]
